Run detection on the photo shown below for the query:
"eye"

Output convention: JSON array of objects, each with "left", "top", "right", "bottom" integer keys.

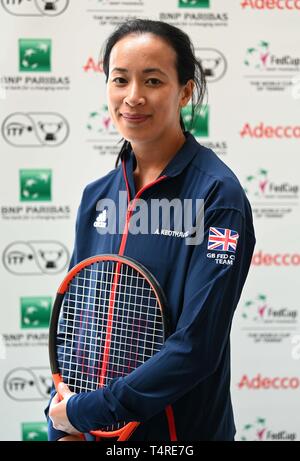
[
  {"left": 146, "top": 78, "right": 162, "bottom": 86},
  {"left": 112, "top": 77, "right": 127, "bottom": 84}
]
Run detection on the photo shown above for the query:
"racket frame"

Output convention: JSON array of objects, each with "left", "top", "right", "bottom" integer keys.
[{"left": 49, "top": 254, "right": 169, "bottom": 441}]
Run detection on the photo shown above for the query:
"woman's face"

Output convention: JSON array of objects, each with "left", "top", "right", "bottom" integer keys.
[{"left": 106, "top": 33, "right": 192, "bottom": 145}]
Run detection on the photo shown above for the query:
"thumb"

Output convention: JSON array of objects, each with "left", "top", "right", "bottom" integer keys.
[{"left": 58, "top": 381, "right": 72, "bottom": 397}]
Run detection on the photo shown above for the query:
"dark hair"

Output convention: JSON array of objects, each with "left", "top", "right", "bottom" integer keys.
[{"left": 100, "top": 19, "right": 207, "bottom": 168}]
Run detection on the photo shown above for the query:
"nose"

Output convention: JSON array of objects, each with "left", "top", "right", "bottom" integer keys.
[{"left": 123, "top": 81, "right": 145, "bottom": 107}]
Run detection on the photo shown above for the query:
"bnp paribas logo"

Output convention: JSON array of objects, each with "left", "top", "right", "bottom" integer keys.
[
  {"left": 178, "top": 0, "right": 210, "bottom": 7},
  {"left": 20, "top": 297, "right": 52, "bottom": 329},
  {"left": 244, "top": 41, "right": 270, "bottom": 69},
  {"left": 19, "top": 169, "right": 52, "bottom": 201},
  {"left": 181, "top": 105, "right": 209, "bottom": 137},
  {"left": 22, "top": 422, "right": 48, "bottom": 441},
  {"left": 19, "top": 39, "right": 51, "bottom": 72}
]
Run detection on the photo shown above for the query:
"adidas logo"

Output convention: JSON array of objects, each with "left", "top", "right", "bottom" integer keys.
[{"left": 93, "top": 209, "right": 108, "bottom": 228}]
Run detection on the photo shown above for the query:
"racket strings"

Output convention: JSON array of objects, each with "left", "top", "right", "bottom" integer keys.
[{"left": 56, "top": 260, "right": 164, "bottom": 432}]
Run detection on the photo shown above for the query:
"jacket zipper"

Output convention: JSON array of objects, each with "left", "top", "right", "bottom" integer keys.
[
  {"left": 119, "top": 160, "right": 168, "bottom": 256},
  {"left": 118, "top": 159, "right": 178, "bottom": 441}
]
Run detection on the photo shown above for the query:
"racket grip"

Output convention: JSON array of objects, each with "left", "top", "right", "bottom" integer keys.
[
  {"left": 52, "top": 373, "right": 87, "bottom": 441},
  {"left": 53, "top": 373, "right": 63, "bottom": 390},
  {"left": 53, "top": 373, "right": 64, "bottom": 401}
]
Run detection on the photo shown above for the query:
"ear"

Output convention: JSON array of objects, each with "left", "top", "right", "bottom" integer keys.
[{"left": 179, "top": 80, "right": 195, "bottom": 108}]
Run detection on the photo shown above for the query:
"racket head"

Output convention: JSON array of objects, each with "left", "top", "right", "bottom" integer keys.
[{"left": 49, "top": 254, "right": 169, "bottom": 439}]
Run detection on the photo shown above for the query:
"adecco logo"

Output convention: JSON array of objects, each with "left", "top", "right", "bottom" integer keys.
[
  {"left": 252, "top": 251, "right": 300, "bottom": 266},
  {"left": 240, "top": 122, "right": 300, "bottom": 139},
  {"left": 83, "top": 57, "right": 103, "bottom": 73},
  {"left": 241, "top": 0, "right": 300, "bottom": 9},
  {"left": 238, "top": 374, "right": 300, "bottom": 390}
]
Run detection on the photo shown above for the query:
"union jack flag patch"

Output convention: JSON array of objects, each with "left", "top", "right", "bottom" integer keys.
[{"left": 208, "top": 227, "right": 239, "bottom": 253}]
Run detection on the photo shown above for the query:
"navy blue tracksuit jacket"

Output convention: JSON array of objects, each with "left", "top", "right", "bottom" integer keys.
[{"left": 46, "top": 131, "right": 256, "bottom": 441}]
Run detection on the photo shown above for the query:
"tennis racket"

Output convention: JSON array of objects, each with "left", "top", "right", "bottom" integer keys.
[{"left": 49, "top": 254, "right": 169, "bottom": 441}]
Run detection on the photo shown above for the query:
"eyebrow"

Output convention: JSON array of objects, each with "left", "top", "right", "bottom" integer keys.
[{"left": 111, "top": 67, "right": 167, "bottom": 77}]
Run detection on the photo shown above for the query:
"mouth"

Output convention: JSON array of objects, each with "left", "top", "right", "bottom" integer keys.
[{"left": 121, "top": 113, "right": 151, "bottom": 122}]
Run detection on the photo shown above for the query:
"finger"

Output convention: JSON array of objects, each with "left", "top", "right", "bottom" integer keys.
[
  {"left": 58, "top": 382, "right": 71, "bottom": 397},
  {"left": 51, "top": 392, "right": 60, "bottom": 404}
]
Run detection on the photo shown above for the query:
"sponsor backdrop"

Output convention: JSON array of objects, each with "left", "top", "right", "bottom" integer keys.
[{"left": 0, "top": 0, "right": 299, "bottom": 441}]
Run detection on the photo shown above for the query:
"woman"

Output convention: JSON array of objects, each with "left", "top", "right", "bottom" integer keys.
[{"left": 47, "top": 19, "right": 256, "bottom": 441}]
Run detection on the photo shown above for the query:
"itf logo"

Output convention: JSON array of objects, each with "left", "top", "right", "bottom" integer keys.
[
  {"left": 19, "top": 39, "right": 51, "bottom": 72},
  {"left": 3, "top": 240, "right": 69, "bottom": 275},
  {"left": 197, "top": 48, "right": 227, "bottom": 83},
  {"left": 2, "top": 112, "right": 69, "bottom": 147},
  {"left": 5, "top": 367, "right": 52, "bottom": 401},
  {"left": 20, "top": 297, "right": 52, "bottom": 329},
  {"left": 2, "top": 0, "right": 69, "bottom": 16},
  {"left": 19, "top": 169, "right": 52, "bottom": 202}
]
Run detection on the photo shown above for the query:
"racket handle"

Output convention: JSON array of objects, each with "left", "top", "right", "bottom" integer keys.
[
  {"left": 53, "top": 373, "right": 63, "bottom": 390},
  {"left": 53, "top": 373, "right": 64, "bottom": 401},
  {"left": 52, "top": 374, "right": 87, "bottom": 440}
]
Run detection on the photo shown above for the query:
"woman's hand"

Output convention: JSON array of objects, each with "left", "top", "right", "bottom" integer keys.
[{"left": 49, "top": 382, "right": 81, "bottom": 435}]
